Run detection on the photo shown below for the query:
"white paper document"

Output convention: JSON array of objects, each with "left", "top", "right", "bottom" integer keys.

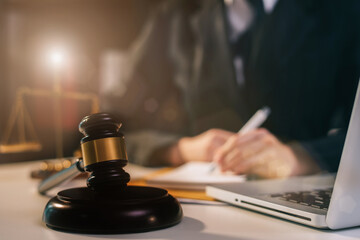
[{"left": 146, "top": 162, "right": 246, "bottom": 190}]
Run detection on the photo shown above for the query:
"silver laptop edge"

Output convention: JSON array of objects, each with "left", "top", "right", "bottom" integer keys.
[
  {"left": 326, "top": 80, "right": 360, "bottom": 229},
  {"left": 206, "top": 80, "right": 360, "bottom": 229}
]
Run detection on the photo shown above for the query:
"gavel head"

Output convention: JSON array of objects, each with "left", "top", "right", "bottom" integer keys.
[{"left": 79, "top": 112, "right": 130, "bottom": 193}]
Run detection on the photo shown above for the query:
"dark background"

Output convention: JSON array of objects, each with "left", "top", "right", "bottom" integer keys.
[{"left": 0, "top": 0, "right": 161, "bottom": 163}]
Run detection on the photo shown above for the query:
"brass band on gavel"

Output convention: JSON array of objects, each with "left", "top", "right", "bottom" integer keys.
[{"left": 81, "top": 137, "right": 128, "bottom": 167}]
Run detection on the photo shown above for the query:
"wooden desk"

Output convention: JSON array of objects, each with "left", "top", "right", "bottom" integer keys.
[{"left": 1, "top": 161, "right": 359, "bottom": 240}]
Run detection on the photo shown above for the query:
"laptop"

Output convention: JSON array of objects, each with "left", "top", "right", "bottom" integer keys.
[{"left": 206, "top": 80, "right": 360, "bottom": 229}]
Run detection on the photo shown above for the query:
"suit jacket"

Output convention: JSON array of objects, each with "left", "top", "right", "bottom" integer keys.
[
  {"left": 101, "top": 0, "right": 360, "bottom": 171},
  {"left": 238, "top": 0, "right": 360, "bottom": 171}
]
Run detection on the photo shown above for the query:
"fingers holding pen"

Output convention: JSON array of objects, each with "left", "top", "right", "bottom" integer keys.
[
  {"left": 213, "top": 128, "right": 276, "bottom": 173},
  {"left": 221, "top": 140, "right": 268, "bottom": 174},
  {"left": 177, "top": 128, "right": 235, "bottom": 163}
]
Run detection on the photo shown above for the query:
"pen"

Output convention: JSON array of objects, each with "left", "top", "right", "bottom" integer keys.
[
  {"left": 208, "top": 106, "right": 271, "bottom": 173},
  {"left": 238, "top": 106, "right": 271, "bottom": 135}
]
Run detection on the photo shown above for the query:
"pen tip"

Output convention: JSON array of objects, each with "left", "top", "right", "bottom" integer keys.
[{"left": 262, "top": 106, "right": 271, "bottom": 115}]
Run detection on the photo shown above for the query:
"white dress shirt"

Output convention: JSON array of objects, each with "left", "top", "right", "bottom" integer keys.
[{"left": 225, "top": 0, "right": 279, "bottom": 86}]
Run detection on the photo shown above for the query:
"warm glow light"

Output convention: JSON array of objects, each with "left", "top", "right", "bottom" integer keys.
[{"left": 49, "top": 49, "right": 64, "bottom": 67}]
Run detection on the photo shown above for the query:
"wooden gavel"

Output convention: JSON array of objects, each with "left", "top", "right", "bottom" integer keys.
[{"left": 39, "top": 113, "right": 182, "bottom": 234}]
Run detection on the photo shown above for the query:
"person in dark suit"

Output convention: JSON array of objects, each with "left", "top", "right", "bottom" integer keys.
[{"left": 101, "top": 0, "right": 360, "bottom": 178}]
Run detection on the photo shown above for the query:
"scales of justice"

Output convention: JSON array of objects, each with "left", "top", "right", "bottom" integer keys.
[{"left": 0, "top": 50, "right": 99, "bottom": 158}]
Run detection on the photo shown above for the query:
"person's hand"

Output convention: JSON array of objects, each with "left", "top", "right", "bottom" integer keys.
[
  {"left": 213, "top": 128, "right": 321, "bottom": 178},
  {"left": 176, "top": 129, "right": 235, "bottom": 164}
]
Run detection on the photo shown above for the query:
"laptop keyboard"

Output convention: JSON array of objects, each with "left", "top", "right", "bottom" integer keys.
[{"left": 269, "top": 188, "right": 333, "bottom": 210}]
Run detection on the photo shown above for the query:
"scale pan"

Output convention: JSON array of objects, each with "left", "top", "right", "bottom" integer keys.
[{"left": 0, "top": 142, "right": 42, "bottom": 153}]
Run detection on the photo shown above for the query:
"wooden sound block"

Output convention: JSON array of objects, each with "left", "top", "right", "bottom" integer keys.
[{"left": 43, "top": 186, "right": 183, "bottom": 234}]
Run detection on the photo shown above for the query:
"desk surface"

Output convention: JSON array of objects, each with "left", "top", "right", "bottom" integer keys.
[{"left": 1, "top": 161, "right": 359, "bottom": 240}]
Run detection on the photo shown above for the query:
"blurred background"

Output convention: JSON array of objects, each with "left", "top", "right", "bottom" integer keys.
[{"left": 0, "top": 0, "right": 161, "bottom": 163}]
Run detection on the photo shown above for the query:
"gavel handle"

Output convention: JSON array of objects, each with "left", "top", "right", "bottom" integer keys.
[{"left": 38, "top": 158, "right": 85, "bottom": 195}]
